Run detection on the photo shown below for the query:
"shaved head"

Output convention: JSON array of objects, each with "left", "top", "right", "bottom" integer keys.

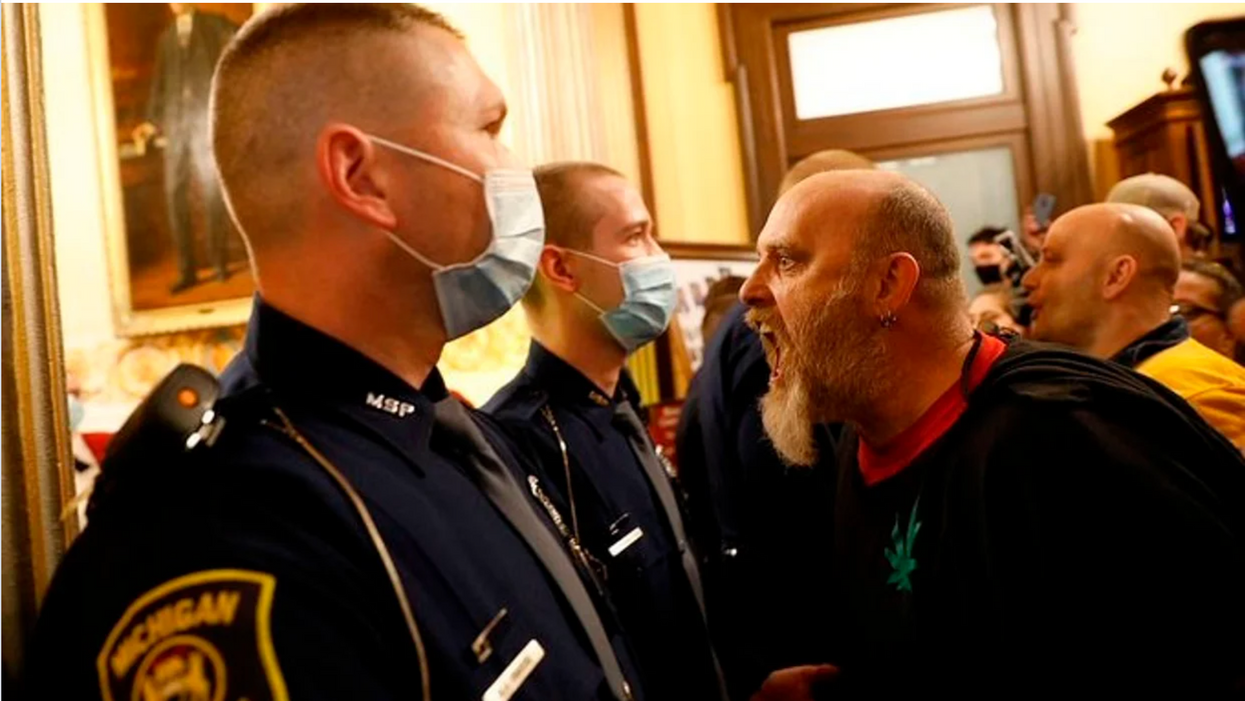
[
  {"left": 211, "top": 4, "right": 461, "bottom": 247},
  {"left": 533, "top": 162, "right": 626, "bottom": 250},
  {"left": 780, "top": 170, "right": 963, "bottom": 309},
  {"left": 1094, "top": 203, "right": 1180, "bottom": 288},
  {"left": 1025, "top": 202, "right": 1181, "bottom": 356},
  {"left": 1053, "top": 203, "right": 1181, "bottom": 294}
]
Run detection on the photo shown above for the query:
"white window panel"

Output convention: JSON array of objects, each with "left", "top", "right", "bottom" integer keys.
[{"left": 787, "top": 6, "right": 1005, "bottom": 120}]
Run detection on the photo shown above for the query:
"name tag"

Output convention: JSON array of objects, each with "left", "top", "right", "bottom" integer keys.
[
  {"left": 482, "top": 639, "right": 544, "bottom": 701},
  {"left": 608, "top": 527, "right": 644, "bottom": 557}
]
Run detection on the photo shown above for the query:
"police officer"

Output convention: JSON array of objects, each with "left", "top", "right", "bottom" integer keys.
[
  {"left": 484, "top": 162, "right": 727, "bottom": 700},
  {"left": 26, "top": 6, "right": 640, "bottom": 700}
]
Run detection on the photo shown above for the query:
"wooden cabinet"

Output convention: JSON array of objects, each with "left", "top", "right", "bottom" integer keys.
[{"left": 1108, "top": 87, "right": 1224, "bottom": 237}]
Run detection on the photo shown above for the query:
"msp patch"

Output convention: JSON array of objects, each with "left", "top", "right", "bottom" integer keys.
[{"left": 97, "top": 570, "right": 288, "bottom": 701}]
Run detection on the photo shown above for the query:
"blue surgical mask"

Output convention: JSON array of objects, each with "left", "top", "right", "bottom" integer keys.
[
  {"left": 565, "top": 249, "right": 677, "bottom": 353},
  {"left": 369, "top": 135, "right": 545, "bottom": 340},
  {"left": 67, "top": 394, "right": 85, "bottom": 433}
]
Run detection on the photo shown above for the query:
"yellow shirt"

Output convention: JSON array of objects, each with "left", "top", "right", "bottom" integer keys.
[{"left": 1137, "top": 337, "right": 1245, "bottom": 450}]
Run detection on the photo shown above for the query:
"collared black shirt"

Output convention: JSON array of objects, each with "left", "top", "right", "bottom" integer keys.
[
  {"left": 486, "top": 341, "right": 721, "bottom": 700},
  {"left": 1111, "top": 316, "right": 1190, "bottom": 369},
  {"left": 26, "top": 300, "right": 636, "bottom": 700}
]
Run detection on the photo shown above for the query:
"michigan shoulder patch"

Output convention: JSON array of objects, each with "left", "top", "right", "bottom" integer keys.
[{"left": 97, "top": 569, "right": 288, "bottom": 701}]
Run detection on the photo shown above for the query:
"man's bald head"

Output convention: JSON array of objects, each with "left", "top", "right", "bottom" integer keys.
[
  {"left": 1024, "top": 203, "right": 1181, "bottom": 356},
  {"left": 211, "top": 4, "right": 461, "bottom": 246},
  {"left": 780, "top": 169, "right": 962, "bottom": 307},
  {"left": 1055, "top": 203, "right": 1181, "bottom": 295},
  {"left": 533, "top": 162, "right": 626, "bottom": 250},
  {"left": 778, "top": 149, "right": 876, "bottom": 196}
]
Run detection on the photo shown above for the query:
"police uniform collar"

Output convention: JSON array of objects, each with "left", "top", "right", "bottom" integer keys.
[
  {"left": 243, "top": 297, "right": 447, "bottom": 412},
  {"left": 524, "top": 341, "right": 640, "bottom": 437}
]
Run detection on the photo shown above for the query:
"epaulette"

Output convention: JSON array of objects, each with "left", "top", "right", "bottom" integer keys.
[
  {"left": 490, "top": 383, "right": 549, "bottom": 422},
  {"left": 87, "top": 364, "right": 225, "bottom": 519}
]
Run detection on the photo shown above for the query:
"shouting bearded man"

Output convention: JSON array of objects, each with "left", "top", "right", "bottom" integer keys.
[{"left": 740, "top": 170, "right": 1245, "bottom": 698}]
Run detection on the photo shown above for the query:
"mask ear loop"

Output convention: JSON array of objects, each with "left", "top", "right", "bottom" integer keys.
[
  {"left": 370, "top": 134, "right": 497, "bottom": 273},
  {"left": 550, "top": 247, "right": 614, "bottom": 315},
  {"left": 367, "top": 134, "right": 483, "bottom": 183},
  {"left": 383, "top": 230, "right": 444, "bottom": 271},
  {"left": 558, "top": 247, "right": 622, "bottom": 269}
]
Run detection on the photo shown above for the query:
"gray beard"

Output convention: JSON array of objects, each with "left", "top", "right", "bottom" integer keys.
[
  {"left": 760, "top": 372, "right": 820, "bottom": 467},
  {"left": 758, "top": 288, "right": 889, "bottom": 467}
]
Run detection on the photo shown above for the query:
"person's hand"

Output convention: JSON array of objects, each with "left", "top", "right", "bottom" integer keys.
[
  {"left": 1021, "top": 207, "right": 1046, "bottom": 256},
  {"left": 131, "top": 122, "right": 157, "bottom": 155},
  {"left": 750, "top": 664, "right": 839, "bottom": 701}
]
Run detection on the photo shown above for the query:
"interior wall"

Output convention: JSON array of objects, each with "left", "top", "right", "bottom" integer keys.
[
  {"left": 49, "top": 1, "right": 1231, "bottom": 422},
  {"left": 1069, "top": 2, "right": 1243, "bottom": 198},
  {"left": 633, "top": 3, "right": 751, "bottom": 245},
  {"left": 589, "top": 3, "right": 643, "bottom": 186},
  {"left": 42, "top": 3, "right": 647, "bottom": 426},
  {"left": 628, "top": 2, "right": 1244, "bottom": 229}
]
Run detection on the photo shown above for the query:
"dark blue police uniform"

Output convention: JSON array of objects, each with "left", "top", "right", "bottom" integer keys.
[
  {"left": 677, "top": 302, "right": 838, "bottom": 699},
  {"left": 485, "top": 341, "right": 726, "bottom": 701},
  {"left": 25, "top": 300, "right": 639, "bottom": 701}
]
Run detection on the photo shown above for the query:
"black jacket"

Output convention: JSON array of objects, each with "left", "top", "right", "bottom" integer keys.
[{"left": 831, "top": 337, "right": 1245, "bottom": 695}]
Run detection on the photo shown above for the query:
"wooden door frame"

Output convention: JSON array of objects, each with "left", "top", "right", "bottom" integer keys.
[{"left": 719, "top": 2, "right": 1092, "bottom": 235}]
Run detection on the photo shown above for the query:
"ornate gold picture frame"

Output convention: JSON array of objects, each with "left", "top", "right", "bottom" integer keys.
[{"left": 86, "top": 3, "right": 256, "bottom": 337}]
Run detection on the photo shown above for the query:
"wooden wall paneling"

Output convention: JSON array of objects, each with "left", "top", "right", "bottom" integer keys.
[
  {"left": 1107, "top": 87, "right": 1225, "bottom": 236},
  {"left": 721, "top": 4, "right": 789, "bottom": 232},
  {"left": 716, "top": 4, "right": 763, "bottom": 237},
  {"left": 1014, "top": 3, "right": 1092, "bottom": 213},
  {"left": 724, "top": 2, "right": 1093, "bottom": 230},
  {"left": 785, "top": 103, "right": 1029, "bottom": 158},
  {"left": 622, "top": 4, "right": 657, "bottom": 216},
  {"left": 773, "top": 3, "right": 1025, "bottom": 139}
]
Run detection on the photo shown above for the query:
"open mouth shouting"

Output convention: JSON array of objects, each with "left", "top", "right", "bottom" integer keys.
[
  {"left": 757, "top": 325, "right": 784, "bottom": 384},
  {"left": 745, "top": 309, "right": 787, "bottom": 385}
]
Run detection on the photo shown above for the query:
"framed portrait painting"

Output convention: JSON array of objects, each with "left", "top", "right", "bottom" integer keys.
[{"left": 88, "top": 3, "right": 256, "bottom": 336}]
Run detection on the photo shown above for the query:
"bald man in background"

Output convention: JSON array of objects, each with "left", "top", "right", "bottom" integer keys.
[
  {"left": 1107, "top": 172, "right": 1209, "bottom": 259},
  {"left": 1024, "top": 203, "right": 1245, "bottom": 449},
  {"left": 744, "top": 172, "right": 1245, "bottom": 698}
]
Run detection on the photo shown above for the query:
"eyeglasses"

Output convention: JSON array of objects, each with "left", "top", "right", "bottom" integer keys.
[{"left": 1172, "top": 301, "right": 1225, "bottom": 322}]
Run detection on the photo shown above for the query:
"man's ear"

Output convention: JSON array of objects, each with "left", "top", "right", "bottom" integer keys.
[
  {"left": 537, "top": 247, "right": 580, "bottom": 294},
  {"left": 316, "top": 123, "right": 397, "bottom": 231},
  {"left": 876, "top": 252, "right": 921, "bottom": 318},
  {"left": 1101, "top": 254, "right": 1138, "bottom": 301},
  {"left": 1167, "top": 212, "right": 1188, "bottom": 240}
]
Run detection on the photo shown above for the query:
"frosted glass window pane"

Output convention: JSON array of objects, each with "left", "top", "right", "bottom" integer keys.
[
  {"left": 788, "top": 6, "right": 1005, "bottom": 120},
  {"left": 877, "top": 147, "right": 1018, "bottom": 296}
]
